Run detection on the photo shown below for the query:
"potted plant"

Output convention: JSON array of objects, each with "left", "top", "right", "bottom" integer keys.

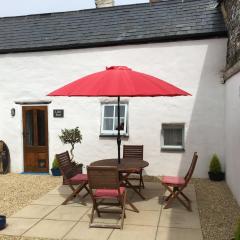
[
  {"left": 0, "top": 215, "right": 6, "bottom": 230},
  {"left": 50, "top": 156, "right": 61, "bottom": 176},
  {"left": 208, "top": 154, "right": 225, "bottom": 181},
  {"left": 59, "top": 127, "right": 82, "bottom": 161}
]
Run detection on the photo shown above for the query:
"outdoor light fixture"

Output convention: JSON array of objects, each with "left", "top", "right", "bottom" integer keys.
[{"left": 10, "top": 108, "right": 15, "bottom": 117}]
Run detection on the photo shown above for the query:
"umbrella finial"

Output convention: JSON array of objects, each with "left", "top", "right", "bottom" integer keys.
[{"left": 106, "top": 66, "right": 131, "bottom": 70}]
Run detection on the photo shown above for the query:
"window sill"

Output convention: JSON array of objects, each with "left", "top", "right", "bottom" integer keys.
[
  {"left": 99, "top": 134, "right": 129, "bottom": 138},
  {"left": 161, "top": 146, "right": 185, "bottom": 152}
]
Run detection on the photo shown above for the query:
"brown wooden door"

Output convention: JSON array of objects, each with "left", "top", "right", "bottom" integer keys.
[{"left": 22, "top": 106, "right": 49, "bottom": 172}]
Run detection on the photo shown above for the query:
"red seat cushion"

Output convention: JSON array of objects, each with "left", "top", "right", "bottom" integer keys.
[
  {"left": 162, "top": 176, "right": 185, "bottom": 186},
  {"left": 70, "top": 174, "right": 88, "bottom": 184},
  {"left": 94, "top": 187, "right": 125, "bottom": 198}
]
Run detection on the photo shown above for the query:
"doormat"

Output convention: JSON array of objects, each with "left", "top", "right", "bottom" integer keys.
[{"left": 20, "top": 172, "right": 49, "bottom": 175}]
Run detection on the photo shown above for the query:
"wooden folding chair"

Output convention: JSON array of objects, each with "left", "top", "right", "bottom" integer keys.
[
  {"left": 161, "top": 152, "right": 198, "bottom": 211},
  {"left": 56, "top": 151, "right": 90, "bottom": 205},
  {"left": 87, "top": 166, "right": 138, "bottom": 229},
  {"left": 123, "top": 145, "right": 144, "bottom": 190}
]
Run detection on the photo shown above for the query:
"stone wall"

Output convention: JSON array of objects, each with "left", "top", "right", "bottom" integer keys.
[{"left": 221, "top": 0, "right": 240, "bottom": 79}]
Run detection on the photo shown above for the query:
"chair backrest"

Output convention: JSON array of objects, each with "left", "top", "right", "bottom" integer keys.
[
  {"left": 87, "top": 166, "right": 120, "bottom": 190},
  {"left": 55, "top": 151, "right": 77, "bottom": 179},
  {"left": 123, "top": 145, "right": 143, "bottom": 160},
  {"left": 184, "top": 152, "right": 198, "bottom": 184}
]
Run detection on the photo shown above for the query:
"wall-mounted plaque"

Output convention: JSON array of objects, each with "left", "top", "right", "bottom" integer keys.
[{"left": 53, "top": 109, "right": 64, "bottom": 118}]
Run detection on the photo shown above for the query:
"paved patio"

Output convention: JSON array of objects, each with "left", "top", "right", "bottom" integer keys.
[{"left": 0, "top": 182, "right": 203, "bottom": 240}]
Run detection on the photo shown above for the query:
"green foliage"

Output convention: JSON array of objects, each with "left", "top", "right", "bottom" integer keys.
[
  {"left": 52, "top": 156, "right": 59, "bottom": 169},
  {"left": 59, "top": 127, "right": 82, "bottom": 160},
  {"left": 235, "top": 219, "right": 240, "bottom": 240},
  {"left": 209, "top": 154, "right": 222, "bottom": 173}
]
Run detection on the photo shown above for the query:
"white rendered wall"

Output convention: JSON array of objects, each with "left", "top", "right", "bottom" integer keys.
[
  {"left": 225, "top": 72, "right": 240, "bottom": 205},
  {"left": 0, "top": 38, "right": 227, "bottom": 177}
]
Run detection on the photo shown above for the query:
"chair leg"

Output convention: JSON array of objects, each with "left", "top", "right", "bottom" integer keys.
[
  {"left": 62, "top": 182, "right": 86, "bottom": 205},
  {"left": 140, "top": 171, "right": 144, "bottom": 189},
  {"left": 120, "top": 191, "right": 127, "bottom": 230},
  {"left": 126, "top": 196, "right": 139, "bottom": 213},
  {"left": 82, "top": 185, "right": 90, "bottom": 198},
  {"left": 163, "top": 185, "right": 192, "bottom": 211},
  {"left": 90, "top": 202, "right": 95, "bottom": 224}
]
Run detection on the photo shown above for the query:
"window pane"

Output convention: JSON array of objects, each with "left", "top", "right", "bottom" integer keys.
[
  {"left": 103, "top": 118, "right": 114, "bottom": 131},
  {"left": 26, "top": 110, "right": 34, "bottom": 146},
  {"left": 37, "top": 110, "right": 46, "bottom": 146},
  {"left": 114, "top": 105, "right": 125, "bottom": 117},
  {"left": 114, "top": 117, "right": 125, "bottom": 130},
  {"left": 104, "top": 106, "right": 114, "bottom": 117},
  {"left": 164, "top": 128, "right": 183, "bottom": 146}
]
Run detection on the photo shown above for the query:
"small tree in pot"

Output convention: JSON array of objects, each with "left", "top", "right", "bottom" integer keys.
[
  {"left": 59, "top": 127, "right": 83, "bottom": 176},
  {"left": 59, "top": 127, "right": 82, "bottom": 161},
  {"left": 208, "top": 154, "right": 225, "bottom": 181}
]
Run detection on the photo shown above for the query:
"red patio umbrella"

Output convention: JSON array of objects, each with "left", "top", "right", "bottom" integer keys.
[{"left": 48, "top": 66, "right": 190, "bottom": 163}]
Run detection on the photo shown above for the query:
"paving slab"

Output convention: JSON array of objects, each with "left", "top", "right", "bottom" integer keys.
[
  {"left": 0, "top": 183, "right": 203, "bottom": 240},
  {"left": 124, "top": 210, "right": 160, "bottom": 226},
  {"left": 0, "top": 218, "right": 40, "bottom": 236},
  {"left": 23, "top": 219, "right": 76, "bottom": 239},
  {"left": 159, "top": 208, "right": 201, "bottom": 229},
  {"left": 48, "top": 185, "right": 74, "bottom": 195},
  {"left": 109, "top": 225, "right": 157, "bottom": 240},
  {"left": 45, "top": 205, "right": 89, "bottom": 221},
  {"left": 130, "top": 194, "right": 162, "bottom": 211},
  {"left": 31, "top": 194, "right": 69, "bottom": 205},
  {"left": 64, "top": 221, "right": 113, "bottom": 240},
  {"left": 156, "top": 227, "right": 203, "bottom": 240},
  {"left": 81, "top": 208, "right": 120, "bottom": 225},
  {"left": 11, "top": 204, "right": 57, "bottom": 219}
]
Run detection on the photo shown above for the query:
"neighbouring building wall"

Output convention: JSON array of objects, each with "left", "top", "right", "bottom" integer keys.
[
  {"left": 221, "top": 0, "right": 240, "bottom": 205},
  {"left": 0, "top": 38, "right": 227, "bottom": 177},
  {"left": 225, "top": 72, "right": 240, "bottom": 205},
  {"left": 221, "top": 0, "right": 240, "bottom": 70}
]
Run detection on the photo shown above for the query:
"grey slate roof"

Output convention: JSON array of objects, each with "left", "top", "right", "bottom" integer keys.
[{"left": 0, "top": 0, "right": 226, "bottom": 54}]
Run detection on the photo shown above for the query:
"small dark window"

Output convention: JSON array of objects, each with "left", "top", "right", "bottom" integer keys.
[{"left": 161, "top": 124, "right": 184, "bottom": 151}]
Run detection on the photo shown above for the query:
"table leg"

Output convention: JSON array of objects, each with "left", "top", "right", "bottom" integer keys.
[{"left": 124, "top": 179, "right": 146, "bottom": 200}]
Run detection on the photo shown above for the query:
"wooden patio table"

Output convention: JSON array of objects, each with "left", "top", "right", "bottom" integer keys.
[{"left": 90, "top": 158, "right": 149, "bottom": 200}]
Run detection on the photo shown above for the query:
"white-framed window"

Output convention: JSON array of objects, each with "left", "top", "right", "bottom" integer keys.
[
  {"left": 101, "top": 103, "right": 128, "bottom": 135},
  {"left": 161, "top": 124, "right": 185, "bottom": 150}
]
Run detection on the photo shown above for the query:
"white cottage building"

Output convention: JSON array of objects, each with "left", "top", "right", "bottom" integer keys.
[{"left": 1, "top": 0, "right": 239, "bottom": 203}]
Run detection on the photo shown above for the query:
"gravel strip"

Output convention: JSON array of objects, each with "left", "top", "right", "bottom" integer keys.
[
  {"left": 0, "top": 173, "right": 61, "bottom": 240},
  {"left": 0, "top": 173, "right": 61, "bottom": 217},
  {"left": 193, "top": 179, "right": 240, "bottom": 240}
]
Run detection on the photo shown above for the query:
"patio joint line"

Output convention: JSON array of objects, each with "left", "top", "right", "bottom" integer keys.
[
  {"left": 61, "top": 220, "right": 79, "bottom": 240},
  {"left": 106, "top": 229, "right": 115, "bottom": 240},
  {"left": 193, "top": 185, "right": 204, "bottom": 238},
  {"left": 154, "top": 195, "right": 164, "bottom": 240},
  {"left": 20, "top": 204, "right": 58, "bottom": 236},
  {"left": 19, "top": 218, "right": 43, "bottom": 237}
]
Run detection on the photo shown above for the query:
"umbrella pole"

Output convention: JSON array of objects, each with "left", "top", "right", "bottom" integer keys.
[{"left": 117, "top": 96, "right": 121, "bottom": 164}]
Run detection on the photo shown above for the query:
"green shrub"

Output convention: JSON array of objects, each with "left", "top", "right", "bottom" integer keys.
[
  {"left": 209, "top": 154, "right": 222, "bottom": 173},
  {"left": 59, "top": 127, "right": 82, "bottom": 160},
  {"left": 235, "top": 219, "right": 240, "bottom": 240},
  {"left": 52, "top": 156, "right": 59, "bottom": 169}
]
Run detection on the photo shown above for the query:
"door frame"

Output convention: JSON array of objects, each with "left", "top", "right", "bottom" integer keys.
[{"left": 22, "top": 105, "right": 49, "bottom": 172}]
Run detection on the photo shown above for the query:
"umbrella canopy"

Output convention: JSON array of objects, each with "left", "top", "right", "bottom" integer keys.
[
  {"left": 48, "top": 66, "right": 190, "bottom": 97},
  {"left": 48, "top": 66, "right": 190, "bottom": 163}
]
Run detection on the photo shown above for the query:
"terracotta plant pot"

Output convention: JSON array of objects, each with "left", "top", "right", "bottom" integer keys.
[
  {"left": 0, "top": 215, "right": 6, "bottom": 230},
  {"left": 51, "top": 168, "right": 61, "bottom": 176},
  {"left": 208, "top": 171, "right": 225, "bottom": 181}
]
